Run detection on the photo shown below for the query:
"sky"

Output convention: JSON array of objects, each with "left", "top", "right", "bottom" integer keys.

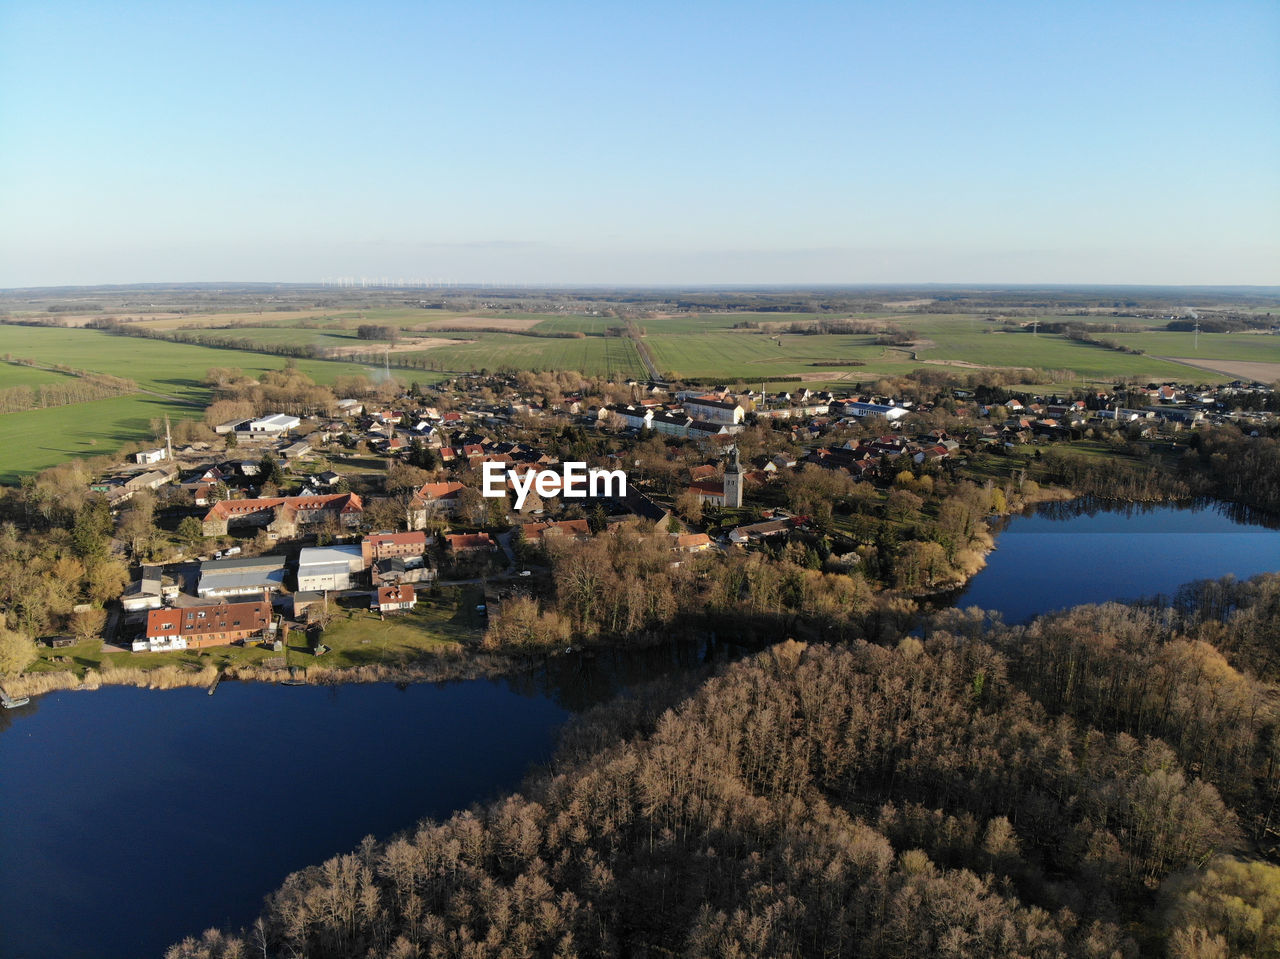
[{"left": 2, "top": 0, "right": 1277, "bottom": 288}]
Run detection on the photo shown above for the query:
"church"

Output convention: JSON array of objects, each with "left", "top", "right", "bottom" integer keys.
[{"left": 687, "top": 446, "right": 744, "bottom": 508}]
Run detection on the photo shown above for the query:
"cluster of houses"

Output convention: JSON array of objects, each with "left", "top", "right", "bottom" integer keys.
[
  {"left": 127, "top": 529, "right": 436, "bottom": 652},
  {"left": 94, "top": 369, "right": 1280, "bottom": 657}
]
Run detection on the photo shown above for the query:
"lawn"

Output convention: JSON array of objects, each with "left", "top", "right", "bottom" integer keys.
[
  {"left": 26, "top": 589, "right": 477, "bottom": 680},
  {"left": 313, "top": 591, "right": 476, "bottom": 667}
]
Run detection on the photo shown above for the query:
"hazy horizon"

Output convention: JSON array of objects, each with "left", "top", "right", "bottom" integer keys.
[{"left": 3, "top": 1, "right": 1277, "bottom": 288}]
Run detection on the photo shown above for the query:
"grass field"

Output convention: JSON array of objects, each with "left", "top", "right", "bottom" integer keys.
[
  {"left": 912, "top": 328, "right": 1210, "bottom": 381},
  {"left": 0, "top": 393, "right": 199, "bottom": 482},
  {"left": 0, "top": 326, "right": 396, "bottom": 397},
  {"left": 1107, "top": 331, "right": 1280, "bottom": 363},
  {"left": 0, "top": 362, "right": 78, "bottom": 388},
  {"left": 406, "top": 332, "right": 649, "bottom": 378},
  {"left": 0, "top": 325, "right": 432, "bottom": 481}
]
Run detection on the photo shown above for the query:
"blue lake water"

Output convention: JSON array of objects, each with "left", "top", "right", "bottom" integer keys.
[
  {"left": 0, "top": 640, "right": 713, "bottom": 959},
  {"left": 3, "top": 500, "right": 1280, "bottom": 957},
  {"left": 953, "top": 499, "right": 1280, "bottom": 624}
]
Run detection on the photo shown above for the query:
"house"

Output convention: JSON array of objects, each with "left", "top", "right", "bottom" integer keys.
[
  {"left": 281, "top": 441, "right": 311, "bottom": 460},
  {"left": 136, "top": 594, "right": 273, "bottom": 652},
  {"left": 197, "top": 555, "right": 289, "bottom": 598},
  {"left": 409, "top": 481, "right": 466, "bottom": 527},
  {"left": 372, "top": 584, "right": 417, "bottom": 614},
  {"left": 361, "top": 531, "right": 428, "bottom": 566},
  {"left": 446, "top": 532, "right": 497, "bottom": 554},
  {"left": 518, "top": 519, "right": 591, "bottom": 545},
  {"left": 728, "top": 518, "right": 794, "bottom": 547},
  {"left": 120, "top": 564, "right": 179, "bottom": 612},
  {"left": 674, "top": 532, "right": 713, "bottom": 552},
  {"left": 201, "top": 492, "right": 363, "bottom": 537},
  {"left": 134, "top": 447, "right": 168, "bottom": 465},
  {"left": 683, "top": 395, "right": 746, "bottom": 425},
  {"left": 314, "top": 470, "right": 342, "bottom": 487},
  {"left": 296, "top": 545, "right": 365, "bottom": 592}
]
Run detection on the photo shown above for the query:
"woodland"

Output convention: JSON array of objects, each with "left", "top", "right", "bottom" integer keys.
[{"left": 165, "top": 571, "right": 1280, "bottom": 958}]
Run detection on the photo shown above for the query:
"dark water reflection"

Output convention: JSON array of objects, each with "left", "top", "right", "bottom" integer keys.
[
  {"left": 0, "top": 634, "right": 745, "bottom": 959},
  {"left": 950, "top": 498, "right": 1280, "bottom": 624},
  {"left": 4, "top": 499, "right": 1277, "bottom": 957}
]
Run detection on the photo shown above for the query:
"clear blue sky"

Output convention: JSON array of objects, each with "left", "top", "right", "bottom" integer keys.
[{"left": 2, "top": 0, "right": 1277, "bottom": 287}]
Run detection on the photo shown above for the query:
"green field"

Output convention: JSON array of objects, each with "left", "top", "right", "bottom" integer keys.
[
  {"left": 912, "top": 328, "right": 1209, "bottom": 381},
  {"left": 0, "top": 325, "right": 436, "bottom": 481},
  {"left": 0, "top": 393, "right": 200, "bottom": 482},
  {"left": 0, "top": 362, "right": 77, "bottom": 388},
  {"left": 0, "top": 326, "right": 398, "bottom": 397},
  {"left": 1107, "top": 330, "right": 1280, "bottom": 363},
  {"left": 406, "top": 332, "right": 649, "bottom": 377}
]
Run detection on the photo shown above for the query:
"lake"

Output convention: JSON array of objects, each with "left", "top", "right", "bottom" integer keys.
[
  {"left": 953, "top": 499, "right": 1280, "bottom": 624},
  {"left": 4, "top": 500, "right": 1280, "bottom": 957}
]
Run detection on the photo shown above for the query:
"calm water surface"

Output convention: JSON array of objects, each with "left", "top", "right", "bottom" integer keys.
[
  {"left": 954, "top": 499, "right": 1280, "bottom": 623},
  {"left": 4, "top": 500, "right": 1280, "bottom": 957},
  {"left": 0, "top": 640, "right": 713, "bottom": 959}
]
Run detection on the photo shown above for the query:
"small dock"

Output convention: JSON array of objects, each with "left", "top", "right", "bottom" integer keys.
[
  {"left": 0, "top": 686, "right": 30, "bottom": 709},
  {"left": 207, "top": 671, "right": 223, "bottom": 696}
]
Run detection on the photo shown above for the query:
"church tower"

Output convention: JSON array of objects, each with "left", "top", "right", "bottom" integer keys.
[{"left": 723, "top": 445, "right": 744, "bottom": 508}]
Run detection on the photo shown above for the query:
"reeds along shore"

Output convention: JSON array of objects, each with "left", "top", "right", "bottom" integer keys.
[{"left": 3, "top": 653, "right": 519, "bottom": 700}]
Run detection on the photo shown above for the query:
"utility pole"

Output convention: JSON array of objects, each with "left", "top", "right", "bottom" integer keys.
[{"left": 164, "top": 414, "right": 173, "bottom": 464}]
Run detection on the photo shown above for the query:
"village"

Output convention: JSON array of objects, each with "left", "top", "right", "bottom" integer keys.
[{"left": 49, "top": 368, "right": 1279, "bottom": 662}]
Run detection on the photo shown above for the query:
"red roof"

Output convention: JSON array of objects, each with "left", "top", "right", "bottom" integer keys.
[
  {"left": 414, "top": 481, "right": 465, "bottom": 503},
  {"left": 203, "top": 493, "right": 362, "bottom": 522},
  {"left": 365, "top": 531, "right": 427, "bottom": 548},
  {"left": 446, "top": 533, "right": 495, "bottom": 551},
  {"left": 376, "top": 584, "right": 415, "bottom": 606},
  {"left": 146, "top": 596, "right": 271, "bottom": 640}
]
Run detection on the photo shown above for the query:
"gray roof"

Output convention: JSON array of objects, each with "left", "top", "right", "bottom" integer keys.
[
  {"left": 198, "top": 568, "right": 287, "bottom": 593},
  {"left": 202, "top": 554, "right": 288, "bottom": 574}
]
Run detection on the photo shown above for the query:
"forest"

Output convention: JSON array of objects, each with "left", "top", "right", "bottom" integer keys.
[{"left": 165, "top": 571, "right": 1280, "bottom": 959}]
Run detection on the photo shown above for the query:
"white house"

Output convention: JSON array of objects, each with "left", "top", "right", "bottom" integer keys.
[{"left": 134, "top": 448, "right": 168, "bottom": 465}]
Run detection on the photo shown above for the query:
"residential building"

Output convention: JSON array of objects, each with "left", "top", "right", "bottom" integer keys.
[
  {"left": 372, "top": 584, "right": 417, "bottom": 614},
  {"left": 201, "top": 492, "right": 363, "bottom": 537},
  {"left": 137, "top": 594, "right": 273, "bottom": 652},
  {"left": 361, "top": 531, "right": 429, "bottom": 566}
]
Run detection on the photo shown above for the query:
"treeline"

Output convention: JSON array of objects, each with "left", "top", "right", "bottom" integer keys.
[
  {"left": 0, "top": 357, "right": 138, "bottom": 413},
  {"left": 356, "top": 325, "right": 400, "bottom": 341},
  {"left": 96, "top": 320, "right": 329, "bottom": 360},
  {"left": 432, "top": 325, "right": 588, "bottom": 339},
  {"left": 1038, "top": 448, "right": 1202, "bottom": 502},
  {"left": 168, "top": 623, "right": 1263, "bottom": 958}
]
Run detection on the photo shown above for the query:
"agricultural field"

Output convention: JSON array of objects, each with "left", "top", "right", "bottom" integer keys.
[
  {"left": 0, "top": 325, "right": 432, "bottom": 481},
  {"left": 645, "top": 331, "right": 913, "bottom": 381},
  {"left": 0, "top": 361, "right": 77, "bottom": 388},
  {"left": 403, "top": 332, "right": 648, "bottom": 378},
  {"left": 911, "top": 327, "right": 1213, "bottom": 382},
  {"left": 1107, "top": 330, "right": 1280, "bottom": 363},
  {"left": 0, "top": 326, "right": 401, "bottom": 398},
  {"left": 0, "top": 392, "right": 194, "bottom": 483}
]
